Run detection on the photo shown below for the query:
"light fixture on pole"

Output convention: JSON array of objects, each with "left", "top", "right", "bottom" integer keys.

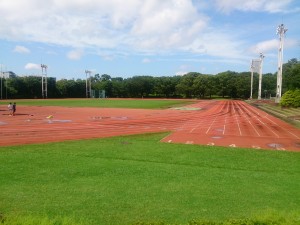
[
  {"left": 41, "top": 64, "right": 48, "bottom": 98},
  {"left": 275, "top": 24, "right": 288, "bottom": 103},
  {"left": 85, "top": 70, "right": 92, "bottom": 98},
  {"left": 258, "top": 53, "right": 264, "bottom": 100}
]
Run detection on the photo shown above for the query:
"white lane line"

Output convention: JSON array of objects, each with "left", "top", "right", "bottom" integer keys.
[
  {"left": 190, "top": 117, "right": 206, "bottom": 133},
  {"left": 237, "top": 101, "right": 277, "bottom": 137},
  {"left": 223, "top": 117, "right": 226, "bottom": 135},
  {"left": 248, "top": 120, "right": 261, "bottom": 136},
  {"left": 252, "top": 113, "right": 280, "bottom": 138},
  {"left": 263, "top": 115, "right": 300, "bottom": 139},
  {"left": 232, "top": 101, "right": 242, "bottom": 136},
  {"left": 235, "top": 101, "right": 261, "bottom": 136},
  {"left": 206, "top": 101, "right": 229, "bottom": 134},
  {"left": 235, "top": 115, "right": 242, "bottom": 136},
  {"left": 206, "top": 116, "right": 217, "bottom": 134}
]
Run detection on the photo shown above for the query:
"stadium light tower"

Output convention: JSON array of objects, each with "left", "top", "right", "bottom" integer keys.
[
  {"left": 257, "top": 53, "right": 264, "bottom": 100},
  {"left": 41, "top": 64, "right": 48, "bottom": 98},
  {"left": 250, "top": 63, "right": 254, "bottom": 100},
  {"left": 275, "top": 24, "right": 288, "bottom": 103},
  {"left": 250, "top": 59, "right": 261, "bottom": 99},
  {"left": 85, "top": 70, "right": 92, "bottom": 98}
]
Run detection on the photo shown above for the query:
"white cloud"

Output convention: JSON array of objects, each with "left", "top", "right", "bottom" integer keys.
[
  {"left": 67, "top": 49, "right": 84, "bottom": 60},
  {"left": 25, "top": 63, "right": 40, "bottom": 70},
  {"left": 142, "top": 58, "right": 151, "bottom": 63},
  {"left": 176, "top": 71, "right": 188, "bottom": 76},
  {"left": 251, "top": 39, "right": 279, "bottom": 54},
  {"left": 213, "top": 0, "right": 294, "bottom": 13},
  {"left": 129, "top": 0, "right": 208, "bottom": 51},
  {"left": 250, "top": 38, "right": 298, "bottom": 54},
  {"left": 0, "top": 0, "right": 298, "bottom": 68},
  {"left": 13, "top": 45, "right": 30, "bottom": 54},
  {"left": 0, "top": 0, "right": 208, "bottom": 53}
]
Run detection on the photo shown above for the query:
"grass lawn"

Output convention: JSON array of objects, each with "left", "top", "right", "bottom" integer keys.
[
  {"left": 0, "top": 98, "right": 195, "bottom": 109},
  {"left": 0, "top": 133, "right": 299, "bottom": 225}
]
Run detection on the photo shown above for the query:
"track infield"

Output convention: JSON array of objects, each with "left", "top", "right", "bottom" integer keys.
[{"left": 1, "top": 100, "right": 300, "bottom": 151}]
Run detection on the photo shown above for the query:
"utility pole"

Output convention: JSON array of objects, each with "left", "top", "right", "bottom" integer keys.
[
  {"left": 258, "top": 53, "right": 264, "bottom": 100},
  {"left": 85, "top": 70, "right": 92, "bottom": 98},
  {"left": 41, "top": 64, "right": 48, "bottom": 98},
  {"left": 275, "top": 24, "right": 288, "bottom": 103}
]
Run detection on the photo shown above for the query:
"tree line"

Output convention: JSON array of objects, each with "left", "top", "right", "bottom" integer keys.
[{"left": 2, "top": 58, "right": 299, "bottom": 100}]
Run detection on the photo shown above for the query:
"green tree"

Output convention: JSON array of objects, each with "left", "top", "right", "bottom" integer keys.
[
  {"left": 261, "top": 73, "right": 277, "bottom": 98},
  {"left": 111, "top": 77, "right": 126, "bottom": 97},
  {"left": 56, "top": 79, "right": 85, "bottom": 98},
  {"left": 192, "top": 74, "right": 211, "bottom": 98},
  {"left": 125, "top": 76, "right": 154, "bottom": 98},
  {"left": 234, "top": 72, "right": 250, "bottom": 99},
  {"left": 281, "top": 90, "right": 296, "bottom": 107},
  {"left": 176, "top": 73, "right": 199, "bottom": 98},
  {"left": 215, "top": 71, "right": 238, "bottom": 98},
  {"left": 154, "top": 76, "right": 180, "bottom": 98},
  {"left": 283, "top": 58, "right": 300, "bottom": 91}
]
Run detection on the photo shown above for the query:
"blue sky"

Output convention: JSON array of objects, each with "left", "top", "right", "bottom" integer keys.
[{"left": 0, "top": 0, "right": 299, "bottom": 80}]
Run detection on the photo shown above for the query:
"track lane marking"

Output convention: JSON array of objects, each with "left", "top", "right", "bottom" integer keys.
[
  {"left": 263, "top": 115, "right": 300, "bottom": 139},
  {"left": 206, "top": 101, "right": 228, "bottom": 135},
  {"left": 237, "top": 101, "right": 280, "bottom": 137},
  {"left": 232, "top": 101, "right": 242, "bottom": 136}
]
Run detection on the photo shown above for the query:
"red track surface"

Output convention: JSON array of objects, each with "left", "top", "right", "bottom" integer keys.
[{"left": 1, "top": 100, "right": 300, "bottom": 151}]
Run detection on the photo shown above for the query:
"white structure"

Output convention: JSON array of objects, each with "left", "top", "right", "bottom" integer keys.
[
  {"left": 258, "top": 53, "right": 264, "bottom": 100},
  {"left": 85, "top": 70, "right": 92, "bottom": 98},
  {"left": 250, "top": 59, "right": 261, "bottom": 99},
  {"left": 275, "top": 24, "right": 288, "bottom": 103},
  {"left": 41, "top": 64, "right": 48, "bottom": 98}
]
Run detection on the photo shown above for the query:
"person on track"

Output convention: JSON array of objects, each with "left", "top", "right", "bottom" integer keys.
[
  {"left": 7, "top": 102, "right": 13, "bottom": 116},
  {"left": 12, "top": 102, "right": 16, "bottom": 116}
]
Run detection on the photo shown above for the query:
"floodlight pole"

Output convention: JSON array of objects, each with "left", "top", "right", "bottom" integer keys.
[
  {"left": 250, "top": 62, "right": 254, "bottom": 100},
  {"left": 85, "top": 70, "right": 92, "bottom": 98},
  {"left": 41, "top": 64, "right": 48, "bottom": 98},
  {"left": 275, "top": 24, "right": 288, "bottom": 103},
  {"left": 258, "top": 53, "right": 264, "bottom": 100}
]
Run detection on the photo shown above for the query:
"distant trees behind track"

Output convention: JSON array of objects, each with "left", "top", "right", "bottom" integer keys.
[{"left": 2, "top": 58, "right": 300, "bottom": 101}]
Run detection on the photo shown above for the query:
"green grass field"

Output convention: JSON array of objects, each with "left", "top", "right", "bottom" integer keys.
[
  {"left": 1, "top": 99, "right": 300, "bottom": 224},
  {"left": 0, "top": 98, "right": 195, "bottom": 109},
  {"left": 1, "top": 133, "right": 299, "bottom": 225}
]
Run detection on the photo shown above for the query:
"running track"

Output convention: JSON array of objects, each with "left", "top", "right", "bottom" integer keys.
[{"left": 0, "top": 100, "right": 300, "bottom": 151}]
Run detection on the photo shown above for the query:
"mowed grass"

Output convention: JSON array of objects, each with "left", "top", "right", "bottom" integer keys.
[
  {"left": 0, "top": 98, "right": 195, "bottom": 109},
  {"left": 0, "top": 133, "right": 299, "bottom": 225}
]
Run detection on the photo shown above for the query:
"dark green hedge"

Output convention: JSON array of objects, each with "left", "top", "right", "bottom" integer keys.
[{"left": 280, "top": 89, "right": 300, "bottom": 107}]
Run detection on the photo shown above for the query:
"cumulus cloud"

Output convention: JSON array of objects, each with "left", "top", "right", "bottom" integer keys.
[
  {"left": 0, "top": 0, "right": 297, "bottom": 64},
  {"left": 67, "top": 49, "right": 84, "bottom": 60},
  {"left": 25, "top": 63, "right": 40, "bottom": 70},
  {"left": 176, "top": 71, "right": 188, "bottom": 76},
  {"left": 251, "top": 38, "right": 298, "bottom": 55},
  {"left": 0, "top": 0, "right": 208, "bottom": 53},
  {"left": 213, "top": 0, "right": 294, "bottom": 13},
  {"left": 13, "top": 45, "right": 30, "bottom": 54},
  {"left": 142, "top": 58, "right": 151, "bottom": 63},
  {"left": 251, "top": 39, "right": 279, "bottom": 54}
]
